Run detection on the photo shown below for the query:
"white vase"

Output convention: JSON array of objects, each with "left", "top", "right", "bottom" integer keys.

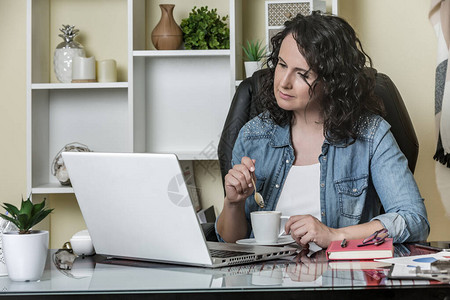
[
  {"left": 244, "top": 61, "right": 263, "bottom": 78},
  {"left": 53, "top": 25, "right": 86, "bottom": 83},
  {"left": 2, "top": 230, "right": 49, "bottom": 281}
]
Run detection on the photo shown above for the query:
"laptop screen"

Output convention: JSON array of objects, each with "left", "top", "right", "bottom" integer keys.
[{"left": 62, "top": 152, "right": 213, "bottom": 266}]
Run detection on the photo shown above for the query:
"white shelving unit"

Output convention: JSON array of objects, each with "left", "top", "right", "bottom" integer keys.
[{"left": 27, "top": 0, "right": 242, "bottom": 195}]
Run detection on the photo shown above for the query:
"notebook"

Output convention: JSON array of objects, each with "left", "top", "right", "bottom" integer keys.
[
  {"left": 326, "top": 238, "right": 394, "bottom": 260},
  {"left": 62, "top": 152, "right": 297, "bottom": 268}
]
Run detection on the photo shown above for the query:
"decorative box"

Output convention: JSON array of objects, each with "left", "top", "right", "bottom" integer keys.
[{"left": 265, "top": 0, "right": 326, "bottom": 51}]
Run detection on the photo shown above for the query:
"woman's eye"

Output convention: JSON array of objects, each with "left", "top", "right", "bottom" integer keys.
[
  {"left": 278, "top": 62, "right": 287, "bottom": 68},
  {"left": 298, "top": 72, "right": 309, "bottom": 79}
]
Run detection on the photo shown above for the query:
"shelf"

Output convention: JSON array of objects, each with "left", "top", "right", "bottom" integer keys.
[
  {"left": 31, "top": 82, "right": 129, "bottom": 90},
  {"left": 32, "top": 183, "right": 74, "bottom": 194},
  {"left": 133, "top": 50, "right": 231, "bottom": 57},
  {"left": 27, "top": 0, "right": 238, "bottom": 197},
  {"left": 175, "top": 152, "right": 218, "bottom": 160}
]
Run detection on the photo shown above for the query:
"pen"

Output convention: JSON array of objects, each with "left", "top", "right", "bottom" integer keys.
[{"left": 341, "top": 239, "right": 347, "bottom": 248}]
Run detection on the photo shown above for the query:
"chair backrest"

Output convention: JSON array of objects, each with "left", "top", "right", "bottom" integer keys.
[{"left": 218, "top": 69, "right": 419, "bottom": 184}]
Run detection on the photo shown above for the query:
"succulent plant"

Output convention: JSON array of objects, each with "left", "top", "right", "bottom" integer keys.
[
  {"left": 242, "top": 40, "right": 266, "bottom": 62},
  {"left": 0, "top": 197, "right": 53, "bottom": 234}
]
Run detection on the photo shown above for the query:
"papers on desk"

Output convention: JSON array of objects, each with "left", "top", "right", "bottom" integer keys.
[
  {"left": 388, "top": 264, "right": 448, "bottom": 282},
  {"left": 376, "top": 251, "right": 450, "bottom": 270},
  {"left": 375, "top": 251, "right": 450, "bottom": 283}
]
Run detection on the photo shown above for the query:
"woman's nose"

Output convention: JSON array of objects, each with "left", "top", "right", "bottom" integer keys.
[{"left": 280, "top": 72, "right": 293, "bottom": 89}]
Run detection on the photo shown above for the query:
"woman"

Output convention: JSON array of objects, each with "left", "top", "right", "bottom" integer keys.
[{"left": 216, "top": 12, "right": 429, "bottom": 248}]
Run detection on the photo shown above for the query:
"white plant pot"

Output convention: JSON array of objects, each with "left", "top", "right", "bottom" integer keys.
[
  {"left": 244, "top": 61, "right": 263, "bottom": 78},
  {"left": 2, "top": 230, "right": 49, "bottom": 281},
  {"left": 0, "top": 237, "right": 8, "bottom": 276}
]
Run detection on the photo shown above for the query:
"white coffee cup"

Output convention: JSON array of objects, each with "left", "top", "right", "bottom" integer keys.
[
  {"left": 280, "top": 215, "right": 290, "bottom": 235},
  {"left": 251, "top": 211, "right": 282, "bottom": 244}
]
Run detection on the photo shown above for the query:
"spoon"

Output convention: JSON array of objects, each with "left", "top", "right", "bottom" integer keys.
[{"left": 251, "top": 177, "right": 265, "bottom": 208}]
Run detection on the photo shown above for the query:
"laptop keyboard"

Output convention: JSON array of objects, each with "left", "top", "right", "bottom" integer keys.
[{"left": 209, "top": 249, "right": 254, "bottom": 258}]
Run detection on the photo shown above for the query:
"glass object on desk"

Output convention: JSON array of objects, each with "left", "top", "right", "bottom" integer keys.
[{"left": 53, "top": 24, "right": 85, "bottom": 83}]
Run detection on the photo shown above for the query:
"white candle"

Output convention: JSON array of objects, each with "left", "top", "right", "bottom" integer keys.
[
  {"left": 97, "top": 59, "right": 117, "bottom": 82},
  {"left": 72, "top": 56, "right": 96, "bottom": 81}
]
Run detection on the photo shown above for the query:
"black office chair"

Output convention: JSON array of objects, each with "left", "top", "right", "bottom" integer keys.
[{"left": 203, "top": 68, "right": 419, "bottom": 242}]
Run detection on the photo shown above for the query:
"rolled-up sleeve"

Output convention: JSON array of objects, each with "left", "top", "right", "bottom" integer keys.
[{"left": 370, "top": 121, "right": 430, "bottom": 243}]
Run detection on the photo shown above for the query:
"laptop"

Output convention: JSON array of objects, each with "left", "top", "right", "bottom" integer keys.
[{"left": 62, "top": 152, "right": 297, "bottom": 268}]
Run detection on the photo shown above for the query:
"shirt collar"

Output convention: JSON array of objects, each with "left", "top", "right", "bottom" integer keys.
[
  {"left": 270, "top": 123, "right": 291, "bottom": 147},
  {"left": 270, "top": 123, "right": 350, "bottom": 148}
]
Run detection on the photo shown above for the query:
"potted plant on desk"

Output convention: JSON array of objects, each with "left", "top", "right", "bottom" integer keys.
[
  {"left": 0, "top": 197, "right": 53, "bottom": 281},
  {"left": 242, "top": 40, "right": 266, "bottom": 78}
]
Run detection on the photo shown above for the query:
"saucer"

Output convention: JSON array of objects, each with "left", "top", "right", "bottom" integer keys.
[{"left": 236, "top": 235, "right": 295, "bottom": 246}]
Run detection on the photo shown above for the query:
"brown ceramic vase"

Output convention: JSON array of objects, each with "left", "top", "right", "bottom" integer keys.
[{"left": 151, "top": 4, "right": 183, "bottom": 50}]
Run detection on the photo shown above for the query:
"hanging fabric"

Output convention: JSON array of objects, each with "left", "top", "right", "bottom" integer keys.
[{"left": 430, "top": 0, "right": 450, "bottom": 168}]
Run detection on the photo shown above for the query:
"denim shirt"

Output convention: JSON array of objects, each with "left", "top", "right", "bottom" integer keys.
[{"left": 216, "top": 114, "right": 430, "bottom": 243}]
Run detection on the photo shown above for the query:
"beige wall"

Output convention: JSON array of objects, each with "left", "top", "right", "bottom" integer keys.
[
  {"left": 0, "top": 1, "right": 27, "bottom": 207},
  {"left": 49, "top": 0, "right": 128, "bottom": 83},
  {"left": 1, "top": 0, "right": 449, "bottom": 248}
]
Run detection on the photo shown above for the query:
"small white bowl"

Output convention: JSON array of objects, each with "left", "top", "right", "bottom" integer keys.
[{"left": 70, "top": 230, "right": 95, "bottom": 256}]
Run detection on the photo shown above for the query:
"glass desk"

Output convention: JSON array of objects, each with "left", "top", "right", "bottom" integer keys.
[{"left": 0, "top": 245, "right": 448, "bottom": 299}]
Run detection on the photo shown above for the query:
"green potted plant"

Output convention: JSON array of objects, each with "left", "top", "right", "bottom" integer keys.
[
  {"left": 180, "top": 6, "right": 229, "bottom": 50},
  {"left": 242, "top": 40, "right": 267, "bottom": 78},
  {"left": 0, "top": 196, "right": 53, "bottom": 281}
]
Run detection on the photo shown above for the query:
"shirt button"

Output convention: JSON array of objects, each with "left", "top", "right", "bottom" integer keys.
[
  {"left": 275, "top": 184, "right": 280, "bottom": 188},
  {"left": 321, "top": 211, "right": 325, "bottom": 216},
  {"left": 323, "top": 156, "right": 327, "bottom": 161},
  {"left": 352, "top": 188, "right": 357, "bottom": 192},
  {"left": 320, "top": 183, "right": 325, "bottom": 187},
  {"left": 286, "top": 159, "right": 289, "bottom": 164}
]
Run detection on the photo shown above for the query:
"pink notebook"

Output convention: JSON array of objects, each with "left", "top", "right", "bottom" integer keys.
[{"left": 326, "top": 238, "right": 394, "bottom": 260}]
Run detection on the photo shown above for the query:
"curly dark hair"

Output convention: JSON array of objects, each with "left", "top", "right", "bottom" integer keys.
[{"left": 259, "top": 11, "right": 384, "bottom": 144}]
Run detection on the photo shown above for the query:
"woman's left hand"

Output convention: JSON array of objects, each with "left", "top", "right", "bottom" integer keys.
[{"left": 284, "top": 215, "right": 342, "bottom": 248}]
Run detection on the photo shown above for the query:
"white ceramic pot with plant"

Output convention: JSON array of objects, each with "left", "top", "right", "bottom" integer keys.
[
  {"left": 0, "top": 197, "right": 53, "bottom": 281},
  {"left": 242, "top": 40, "right": 266, "bottom": 78}
]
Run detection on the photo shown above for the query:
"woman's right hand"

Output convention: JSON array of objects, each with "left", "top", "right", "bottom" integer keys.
[
  {"left": 224, "top": 157, "right": 256, "bottom": 204},
  {"left": 217, "top": 157, "right": 256, "bottom": 242}
]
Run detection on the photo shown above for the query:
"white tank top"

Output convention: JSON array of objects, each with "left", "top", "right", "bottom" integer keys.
[{"left": 275, "top": 163, "right": 321, "bottom": 219}]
